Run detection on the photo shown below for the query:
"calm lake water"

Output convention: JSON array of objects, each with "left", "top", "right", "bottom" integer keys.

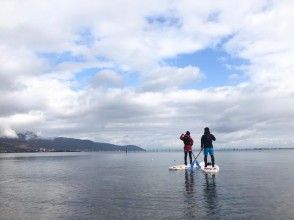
[{"left": 1, "top": 150, "right": 294, "bottom": 220}]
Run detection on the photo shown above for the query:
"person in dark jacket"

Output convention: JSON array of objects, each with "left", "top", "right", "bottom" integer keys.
[
  {"left": 180, "top": 131, "right": 194, "bottom": 166},
  {"left": 201, "top": 127, "right": 216, "bottom": 167}
]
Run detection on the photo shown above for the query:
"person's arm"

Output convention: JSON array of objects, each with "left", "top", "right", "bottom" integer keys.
[
  {"left": 180, "top": 134, "right": 184, "bottom": 140},
  {"left": 201, "top": 136, "right": 204, "bottom": 149},
  {"left": 211, "top": 134, "right": 216, "bottom": 141}
]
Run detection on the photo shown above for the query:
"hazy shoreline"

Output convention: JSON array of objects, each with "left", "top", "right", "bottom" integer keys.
[
  {"left": 147, "top": 147, "right": 294, "bottom": 152},
  {"left": 1, "top": 147, "right": 294, "bottom": 154}
]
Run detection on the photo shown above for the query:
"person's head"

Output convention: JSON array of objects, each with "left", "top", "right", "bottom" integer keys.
[
  {"left": 186, "top": 131, "right": 190, "bottom": 136},
  {"left": 204, "top": 127, "right": 210, "bottom": 133}
]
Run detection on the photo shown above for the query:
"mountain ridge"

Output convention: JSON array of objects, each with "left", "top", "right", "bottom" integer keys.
[{"left": 0, "top": 132, "right": 145, "bottom": 153}]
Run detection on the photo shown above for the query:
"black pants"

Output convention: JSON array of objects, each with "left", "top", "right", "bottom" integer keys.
[
  {"left": 184, "top": 151, "right": 192, "bottom": 165},
  {"left": 204, "top": 155, "right": 215, "bottom": 167}
]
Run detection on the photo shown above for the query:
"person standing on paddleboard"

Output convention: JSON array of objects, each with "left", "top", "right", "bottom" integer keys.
[
  {"left": 180, "top": 131, "right": 194, "bottom": 166},
  {"left": 201, "top": 127, "right": 216, "bottom": 167}
]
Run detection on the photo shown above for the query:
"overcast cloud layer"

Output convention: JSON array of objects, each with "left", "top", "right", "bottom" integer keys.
[{"left": 1, "top": 0, "right": 294, "bottom": 149}]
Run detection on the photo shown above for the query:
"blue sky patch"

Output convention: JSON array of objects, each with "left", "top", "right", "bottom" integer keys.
[
  {"left": 164, "top": 48, "right": 249, "bottom": 88},
  {"left": 206, "top": 11, "right": 221, "bottom": 23},
  {"left": 38, "top": 51, "right": 86, "bottom": 66},
  {"left": 75, "top": 28, "right": 95, "bottom": 47},
  {"left": 146, "top": 14, "right": 182, "bottom": 28},
  {"left": 72, "top": 67, "right": 101, "bottom": 90}
]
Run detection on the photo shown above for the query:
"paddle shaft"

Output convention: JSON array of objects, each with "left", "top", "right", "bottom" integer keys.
[
  {"left": 192, "top": 148, "right": 202, "bottom": 160},
  {"left": 189, "top": 148, "right": 203, "bottom": 169}
]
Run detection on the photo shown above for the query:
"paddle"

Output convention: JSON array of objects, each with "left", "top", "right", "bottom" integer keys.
[{"left": 189, "top": 149, "right": 202, "bottom": 170}]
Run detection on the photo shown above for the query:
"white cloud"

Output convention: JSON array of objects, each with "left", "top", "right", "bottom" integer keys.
[
  {"left": 91, "top": 70, "right": 124, "bottom": 88},
  {"left": 0, "top": 46, "right": 48, "bottom": 91},
  {"left": 0, "top": 127, "right": 18, "bottom": 138},
  {"left": 0, "top": 111, "right": 45, "bottom": 137},
  {"left": 142, "top": 66, "right": 202, "bottom": 91},
  {"left": 0, "top": 0, "right": 294, "bottom": 149}
]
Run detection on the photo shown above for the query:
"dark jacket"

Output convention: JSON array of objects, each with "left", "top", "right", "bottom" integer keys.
[{"left": 201, "top": 132, "right": 216, "bottom": 148}]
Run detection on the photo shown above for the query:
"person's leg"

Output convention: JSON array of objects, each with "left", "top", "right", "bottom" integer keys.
[
  {"left": 211, "top": 155, "right": 215, "bottom": 167},
  {"left": 209, "top": 148, "right": 215, "bottom": 167},
  {"left": 204, "top": 148, "right": 208, "bottom": 167},
  {"left": 204, "top": 156, "right": 208, "bottom": 167},
  {"left": 189, "top": 151, "right": 192, "bottom": 164},
  {"left": 184, "top": 151, "right": 188, "bottom": 165}
]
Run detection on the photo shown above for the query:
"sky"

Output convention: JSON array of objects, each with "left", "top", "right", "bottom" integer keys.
[{"left": 1, "top": 0, "right": 294, "bottom": 149}]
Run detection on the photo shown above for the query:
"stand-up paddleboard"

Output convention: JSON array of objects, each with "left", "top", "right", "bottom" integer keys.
[
  {"left": 169, "top": 163, "right": 198, "bottom": 170},
  {"left": 199, "top": 162, "right": 219, "bottom": 173}
]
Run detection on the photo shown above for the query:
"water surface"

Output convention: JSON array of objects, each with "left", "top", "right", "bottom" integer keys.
[{"left": 1, "top": 150, "right": 294, "bottom": 219}]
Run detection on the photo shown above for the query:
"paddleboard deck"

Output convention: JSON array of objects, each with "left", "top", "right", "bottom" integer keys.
[
  {"left": 169, "top": 163, "right": 198, "bottom": 170},
  {"left": 199, "top": 161, "right": 220, "bottom": 173}
]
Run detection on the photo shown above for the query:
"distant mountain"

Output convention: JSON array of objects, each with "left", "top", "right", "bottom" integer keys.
[
  {"left": 17, "top": 131, "right": 38, "bottom": 140},
  {"left": 0, "top": 132, "right": 145, "bottom": 153}
]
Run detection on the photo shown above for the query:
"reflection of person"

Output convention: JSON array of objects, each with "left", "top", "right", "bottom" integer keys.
[
  {"left": 180, "top": 131, "right": 194, "bottom": 166},
  {"left": 201, "top": 127, "right": 216, "bottom": 167},
  {"left": 203, "top": 174, "right": 218, "bottom": 215},
  {"left": 184, "top": 170, "right": 194, "bottom": 193},
  {"left": 183, "top": 170, "right": 197, "bottom": 219},
  {"left": 205, "top": 173, "right": 216, "bottom": 188}
]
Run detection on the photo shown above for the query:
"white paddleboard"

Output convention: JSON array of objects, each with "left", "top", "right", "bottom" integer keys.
[
  {"left": 199, "top": 161, "right": 220, "bottom": 173},
  {"left": 169, "top": 163, "right": 198, "bottom": 171}
]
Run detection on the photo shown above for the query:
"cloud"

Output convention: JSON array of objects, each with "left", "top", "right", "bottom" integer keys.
[
  {"left": 0, "top": 111, "right": 45, "bottom": 137},
  {"left": 91, "top": 70, "right": 124, "bottom": 88},
  {"left": 0, "top": 0, "right": 294, "bottom": 149},
  {"left": 222, "top": 1, "right": 294, "bottom": 84},
  {"left": 0, "top": 127, "right": 18, "bottom": 138},
  {"left": 142, "top": 66, "right": 203, "bottom": 91},
  {"left": 0, "top": 46, "right": 48, "bottom": 91}
]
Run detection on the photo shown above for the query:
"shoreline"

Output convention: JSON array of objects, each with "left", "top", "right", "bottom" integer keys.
[{"left": 1, "top": 147, "right": 294, "bottom": 154}]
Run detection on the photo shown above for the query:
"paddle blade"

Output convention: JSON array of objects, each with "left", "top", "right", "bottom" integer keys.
[
  {"left": 195, "top": 160, "right": 200, "bottom": 168},
  {"left": 188, "top": 161, "right": 198, "bottom": 171}
]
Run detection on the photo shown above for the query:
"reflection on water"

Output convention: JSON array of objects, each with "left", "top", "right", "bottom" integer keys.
[
  {"left": 1, "top": 151, "right": 294, "bottom": 219},
  {"left": 183, "top": 170, "right": 197, "bottom": 219},
  {"left": 184, "top": 170, "right": 195, "bottom": 193},
  {"left": 203, "top": 174, "right": 219, "bottom": 218},
  {"left": 183, "top": 171, "right": 220, "bottom": 219}
]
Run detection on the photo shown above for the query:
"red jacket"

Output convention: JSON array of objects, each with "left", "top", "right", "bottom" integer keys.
[{"left": 180, "top": 134, "right": 194, "bottom": 152}]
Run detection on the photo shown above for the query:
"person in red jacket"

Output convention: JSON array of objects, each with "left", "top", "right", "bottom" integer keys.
[{"left": 180, "top": 131, "right": 194, "bottom": 166}]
